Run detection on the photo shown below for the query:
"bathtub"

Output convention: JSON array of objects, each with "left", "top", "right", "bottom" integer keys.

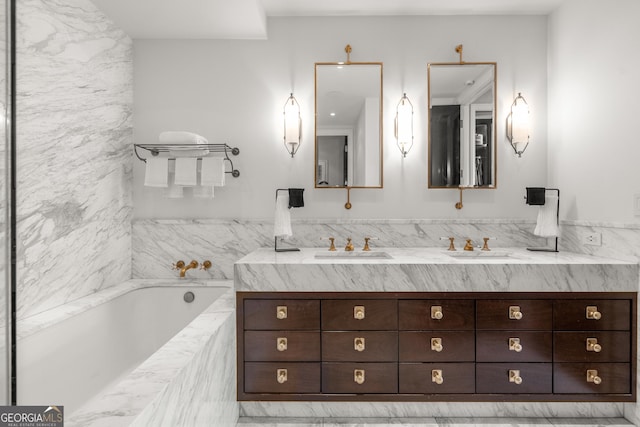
[{"left": 17, "top": 280, "right": 238, "bottom": 426}]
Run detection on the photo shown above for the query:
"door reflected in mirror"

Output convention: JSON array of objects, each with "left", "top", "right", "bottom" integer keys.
[
  {"left": 315, "top": 63, "right": 383, "bottom": 188},
  {"left": 428, "top": 63, "right": 497, "bottom": 188}
]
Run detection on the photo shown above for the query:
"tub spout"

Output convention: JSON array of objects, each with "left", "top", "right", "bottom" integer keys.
[{"left": 179, "top": 260, "right": 199, "bottom": 278}]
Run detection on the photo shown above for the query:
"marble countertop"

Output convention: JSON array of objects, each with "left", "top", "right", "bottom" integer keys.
[{"left": 234, "top": 248, "right": 638, "bottom": 293}]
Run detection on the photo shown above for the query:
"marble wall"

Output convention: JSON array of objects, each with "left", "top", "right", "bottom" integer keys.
[{"left": 16, "top": 0, "right": 133, "bottom": 319}]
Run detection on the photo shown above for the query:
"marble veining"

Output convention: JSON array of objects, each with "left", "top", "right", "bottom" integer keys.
[{"left": 16, "top": 0, "right": 133, "bottom": 319}]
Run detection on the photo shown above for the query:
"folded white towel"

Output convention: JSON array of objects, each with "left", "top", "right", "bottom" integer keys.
[
  {"left": 273, "top": 193, "right": 292, "bottom": 238},
  {"left": 200, "top": 157, "right": 225, "bottom": 187},
  {"left": 163, "top": 173, "right": 184, "bottom": 198},
  {"left": 144, "top": 157, "right": 169, "bottom": 187},
  {"left": 534, "top": 195, "right": 559, "bottom": 237},
  {"left": 158, "top": 131, "right": 208, "bottom": 145},
  {"left": 174, "top": 157, "right": 198, "bottom": 186}
]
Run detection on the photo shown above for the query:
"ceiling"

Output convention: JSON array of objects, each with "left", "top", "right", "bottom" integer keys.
[{"left": 89, "top": 0, "right": 568, "bottom": 40}]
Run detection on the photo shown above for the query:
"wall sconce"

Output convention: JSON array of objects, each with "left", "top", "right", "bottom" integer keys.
[
  {"left": 395, "top": 93, "right": 414, "bottom": 157},
  {"left": 283, "top": 93, "right": 301, "bottom": 157},
  {"left": 507, "top": 92, "right": 530, "bottom": 157}
]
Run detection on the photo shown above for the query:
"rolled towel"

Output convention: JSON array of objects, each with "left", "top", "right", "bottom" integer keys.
[
  {"left": 200, "top": 157, "right": 225, "bottom": 187},
  {"left": 174, "top": 157, "right": 198, "bottom": 186},
  {"left": 534, "top": 194, "right": 559, "bottom": 237},
  {"left": 273, "top": 192, "right": 292, "bottom": 238},
  {"left": 159, "top": 131, "right": 209, "bottom": 157},
  {"left": 163, "top": 172, "right": 184, "bottom": 198},
  {"left": 144, "top": 157, "right": 169, "bottom": 187}
]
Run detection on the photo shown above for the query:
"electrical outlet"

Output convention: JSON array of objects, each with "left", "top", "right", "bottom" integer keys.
[{"left": 583, "top": 232, "right": 602, "bottom": 246}]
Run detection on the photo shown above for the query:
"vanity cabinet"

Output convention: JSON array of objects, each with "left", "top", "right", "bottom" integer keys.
[{"left": 237, "top": 292, "right": 636, "bottom": 402}]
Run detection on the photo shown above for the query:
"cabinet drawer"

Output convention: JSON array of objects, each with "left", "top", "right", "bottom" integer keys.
[
  {"left": 321, "top": 299, "right": 397, "bottom": 330},
  {"left": 476, "top": 300, "right": 552, "bottom": 330},
  {"left": 554, "top": 363, "right": 631, "bottom": 394},
  {"left": 322, "top": 362, "right": 398, "bottom": 394},
  {"left": 554, "top": 332, "right": 630, "bottom": 362},
  {"left": 244, "top": 331, "right": 320, "bottom": 362},
  {"left": 398, "top": 300, "right": 475, "bottom": 330},
  {"left": 553, "top": 300, "right": 631, "bottom": 331},
  {"left": 476, "top": 331, "right": 552, "bottom": 362},
  {"left": 399, "top": 363, "right": 475, "bottom": 394},
  {"left": 399, "top": 331, "right": 474, "bottom": 362},
  {"left": 244, "top": 362, "right": 320, "bottom": 394},
  {"left": 244, "top": 299, "right": 320, "bottom": 330},
  {"left": 476, "top": 363, "right": 552, "bottom": 394},
  {"left": 322, "top": 331, "right": 398, "bottom": 362}
]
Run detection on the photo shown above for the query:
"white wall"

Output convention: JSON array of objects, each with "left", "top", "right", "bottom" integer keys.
[
  {"left": 548, "top": 0, "right": 640, "bottom": 223},
  {"left": 133, "top": 16, "right": 548, "bottom": 220}
]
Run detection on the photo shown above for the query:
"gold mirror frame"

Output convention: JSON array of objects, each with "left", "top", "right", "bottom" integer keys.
[
  {"left": 427, "top": 61, "right": 497, "bottom": 190},
  {"left": 314, "top": 46, "right": 383, "bottom": 198}
]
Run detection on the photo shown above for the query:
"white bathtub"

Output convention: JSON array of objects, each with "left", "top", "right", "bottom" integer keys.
[{"left": 17, "top": 280, "right": 238, "bottom": 426}]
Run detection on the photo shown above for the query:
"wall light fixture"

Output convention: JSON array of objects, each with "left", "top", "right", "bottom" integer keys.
[
  {"left": 395, "top": 93, "right": 413, "bottom": 157},
  {"left": 507, "top": 92, "right": 530, "bottom": 157},
  {"left": 283, "top": 93, "right": 301, "bottom": 157}
]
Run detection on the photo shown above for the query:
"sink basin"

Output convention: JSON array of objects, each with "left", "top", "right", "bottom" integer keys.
[
  {"left": 446, "top": 250, "right": 513, "bottom": 259},
  {"left": 314, "top": 251, "right": 393, "bottom": 259}
]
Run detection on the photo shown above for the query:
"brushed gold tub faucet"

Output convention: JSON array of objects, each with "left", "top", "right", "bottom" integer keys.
[{"left": 173, "top": 260, "right": 199, "bottom": 277}]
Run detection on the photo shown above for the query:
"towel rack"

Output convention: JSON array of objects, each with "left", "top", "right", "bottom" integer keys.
[{"left": 134, "top": 143, "right": 240, "bottom": 177}]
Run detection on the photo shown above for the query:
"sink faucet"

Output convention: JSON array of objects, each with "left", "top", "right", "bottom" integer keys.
[
  {"left": 173, "top": 260, "right": 199, "bottom": 277},
  {"left": 345, "top": 237, "right": 354, "bottom": 251},
  {"left": 464, "top": 239, "right": 474, "bottom": 251}
]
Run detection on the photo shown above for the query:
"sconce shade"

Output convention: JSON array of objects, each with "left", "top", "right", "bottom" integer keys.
[
  {"left": 508, "top": 92, "right": 530, "bottom": 157},
  {"left": 395, "top": 93, "right": 414, "bottom": 157},
  {"left": 283, "top": 93, "right": 301, "bottom": 157}
]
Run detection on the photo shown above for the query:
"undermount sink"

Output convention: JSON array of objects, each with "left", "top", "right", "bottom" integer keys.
[
  {"left": 314, "top": 251, "right": 393, "bottom": 259},
  {"left": 446, "top": 250, "right": 513, "bottom": 259}
]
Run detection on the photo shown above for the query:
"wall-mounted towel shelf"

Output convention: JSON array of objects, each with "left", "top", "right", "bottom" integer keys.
[{"left": 134, "top": 143, "right": 240, "bottom": 177}]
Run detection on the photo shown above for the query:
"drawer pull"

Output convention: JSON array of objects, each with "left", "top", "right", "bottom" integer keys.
[
  {"left": 276, "top": 306, "right": 288, "bottom": 320},
  {"left": 431, "top": 369, "right": 444, "bottom": 384},
  {"left": 509, "top": 337, "right": 523, "bottom": 352},
  {"left": 509, "top": 369, "right": 523, "bottom": 385},
  {"left": 586, "top": 337, "right": 602, "bottom": 353},
  {"left": 431, "top": 337, "right": 443, "bottom": 352},
  {"left": 509, "top": 305, "right": 523, "bottom": 320},
  {"left": 354, "top": 305, "right": 365, "bottom": 320},
  {"left": 354, "top": 369, "right": 365, "bottom": 384},
  {"left": 276, "top": 368, "right": 288, "bottom": 384},
  {"left": 277, "top": 337, "right": 288, "bottom": 352},
  {"left": 354, "top": 337, "right": 366, "bottom": 352},
  {"left": 431, "top": 305, "right": 444, "bottom": 320},
  {"left": 587, "top": 369, "right": 602, "bottom": 384},
  {"left": 586, "top": 306, "right": 602, "bottom": 320}
]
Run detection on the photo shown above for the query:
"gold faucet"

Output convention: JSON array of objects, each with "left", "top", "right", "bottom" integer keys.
[
  {"left": 362, "top": 237, "right": 371, "bottom": 251},
  {"left": 345, "top": 237, "right": 354, "bottom": 251},
  {"left": 463, "top": 239, "right": 474, "bottom": 251},
  {"left": 174, "top": 260, "right": 198, "bottom": 277}
]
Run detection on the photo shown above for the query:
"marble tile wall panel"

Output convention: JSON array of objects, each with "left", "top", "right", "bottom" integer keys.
[
  {"left": 132, "top": 219, "right": 546, "bottom": 279},
  {"left": 16, "top": 0, "right": 133, "bottom": 319}
]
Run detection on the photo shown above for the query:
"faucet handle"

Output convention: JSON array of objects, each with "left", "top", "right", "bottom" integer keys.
[
  {"left": 482, "top": 237, "right": 496, "bottom": 251},
  {"left": 172, "top": 260, "right": 186, "bottom": 270},
  {"left": 362, "top": 237, "right": 378, "bottom": 251},
  {"left": 200, "top": 260, "right": 212, "bottom": 270},
  {"left": 440, "top": 237, "right": 456, "bottom": 251},
  {"left": 320, "top": 237, "right": 337, "bottom": 251}
]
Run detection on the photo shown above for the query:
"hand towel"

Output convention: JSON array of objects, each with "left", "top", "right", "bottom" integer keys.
[
  {"left": 193, "top": 186, "right": 214, "bottom": 198},
  {"left": 200, "top": 157, "right": 225, "bottom": 187},
  {"left": 163, "top": 172, "right": 184, "bottom": 198},
  {"left": 159, "top": 131, "right": 209, "bottom": 157},
  {"left": 534, "top": 194, "right": 559, "bottom": 237},
  {"left": 273, "top": 192, "right": 292, "bottom": 238},
  {"left": 174, "top": 157, "right": 198, "bottom": 186},
  {"left": 144, "top": 157, "right": 169, "bottom": 187}
]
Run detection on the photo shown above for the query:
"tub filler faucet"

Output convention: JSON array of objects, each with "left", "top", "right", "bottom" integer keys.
[{"left": 173, "top": 260, "right": 199, "bottom": 278}]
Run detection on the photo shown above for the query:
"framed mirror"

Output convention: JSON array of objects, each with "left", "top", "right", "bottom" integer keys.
[
  {"left": 428, "top": 62, "right": 497, "bottom": 188},
  {"left": 315, "top": 62, "right": 383, "bottom": 188}
]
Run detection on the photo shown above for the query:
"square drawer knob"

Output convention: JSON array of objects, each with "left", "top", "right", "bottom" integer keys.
[
  {"left": 587, "top": 369, "right": 602, "bottom": 384},
  {"left": 431, "top": 337, "right": 443, "bottom": 352},
  {"left": 586, "top": 306, "right": 602, "bottom": 320},
  {"left": 277, "top": 337, "right": 288, "bottom": 352},
  {"left": 509, "top": 337, "right": 523, "bottom": 352},
  {"left": 354, "top": 337, "right": 366, "bottom": 352},
  {"left": 276, "top": 306, "right": 288, "bottom": 319},
  {"left": 432, "top": 369, "right": 444, "bottom": 384},
  {"left": 276, "top": 369, "right": 288, "bottom": 384},
  {"left": 509, "top": 369, "right": 523, "bottom": 385},
  {"left": 431, "top": 305, "right": 444, "bottom": 320},
  {"left": 354, "top": 369, "right": 365, "bottom": 384},
  {"left": 354, "top": 305, "right": 365, "bottom": 320},
  {"left": 509, "top": 305, "right": 523, "bottom": 320},
  {"left": 586, "top": 337, "right": 602, "bottom": 352}
]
